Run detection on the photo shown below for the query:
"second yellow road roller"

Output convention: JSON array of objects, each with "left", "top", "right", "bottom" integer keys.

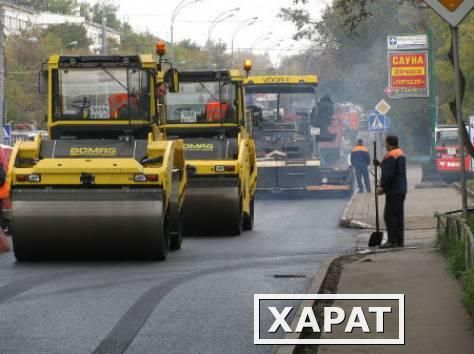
[
  {"left": 8, "top": 50, "right": 187, "bottom": 260},
  {"left": 163, "top": 65, "right": 257, "bottom": 235}
]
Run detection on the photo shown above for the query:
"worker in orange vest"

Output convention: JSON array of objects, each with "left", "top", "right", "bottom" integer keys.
[
  {"left": 206, "top": 101, "right": 231, "bottom": 122},
  {"left": 375, "top": 135, "right": 407, "bottom": 248},
  {"left": 350, "top": 139, "right": 371, "bottom": 193}
]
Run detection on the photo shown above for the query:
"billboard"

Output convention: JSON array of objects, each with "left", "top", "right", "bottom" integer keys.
[{"left": 388, "top": 51, "right": 429, "bottom": 98}]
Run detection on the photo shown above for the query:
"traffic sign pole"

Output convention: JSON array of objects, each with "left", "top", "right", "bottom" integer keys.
[
  {"left": 452, "top": 25, "right": 468, "bottom": 218},
  {"left": 419, "top": 0, "right": 472, "bottom": 216},
  {"left": 428, "top": 28, "right": 437, "bottom": 160}
]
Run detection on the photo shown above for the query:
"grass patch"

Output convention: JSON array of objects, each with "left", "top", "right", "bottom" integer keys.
[
  {"left": 467, "top": 180, "right": 474, "bottom": 192},
  {"left": 439, "top": 216, "right": 474, "bottom": 325},
  {"left": 438, "top": 224, "right": 466, "bottom": 278},
  {"left": 449, "top": 241, "right": 466, "bottom": 278},
  {"left": 463, "top": 267, "right": 474, "bottom": 318}
]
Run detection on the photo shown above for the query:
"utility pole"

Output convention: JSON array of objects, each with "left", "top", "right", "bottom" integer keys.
[
  {"left": 0, "top": 3, "right": 5, "bottom": 143},
  {"left": 452, "top": 26, "right": 468, "bottom": 218},
  {"left": 101, "top": 4, "right": 107, "bottom": 55},
  {"left": 428, "top": 29, "right": 437, "bottom": 160}
]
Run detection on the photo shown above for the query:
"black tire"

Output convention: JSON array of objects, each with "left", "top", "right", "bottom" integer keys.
[
  {"left": 12, "top": 237, "right": 32, "bottom": 262},
  {"left": 229, "top": 195, "right": 244, "bottom": 236},
  {"left": 243, "top": 196, "right": 255, "bottom": 231},
  {"left": 170, "top": 209, "right": 184, "bottom": 250},
  {"left": 150, "top": 209, "right": 170, "bottom": 261}
]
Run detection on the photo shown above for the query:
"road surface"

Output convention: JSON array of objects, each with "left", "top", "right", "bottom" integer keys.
[{"left": 0, "top": 197, "right": 356, "bottom": 354}]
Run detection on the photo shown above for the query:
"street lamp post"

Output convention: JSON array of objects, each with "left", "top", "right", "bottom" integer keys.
[
  {"left": 207, "top": 8, "right": 240, "bottom": 67},
  {"left": 231, "top": 17, "right": 258, "bottom": 66},
  {"left": 263, "top": 39, "right": 284, "bottom": 58},
  {"left": 170, "top": 0, "right": 202, "bottom": 64},
  {"left": 99, "top": 0, "right": 112, "bottom": 55},
  {"left": 249, "top": 32, "right": 273, "bottom": 52},
  {"left": 208, "top": 8, "right": 240, "bottom": 43}
]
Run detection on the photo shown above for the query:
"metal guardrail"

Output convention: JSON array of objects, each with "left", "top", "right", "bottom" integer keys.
[{"left": 436, "top": 210, "right": 474, "bottom": 269}]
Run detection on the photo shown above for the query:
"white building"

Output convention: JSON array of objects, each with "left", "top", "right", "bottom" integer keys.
[
  {"left": 1, "top": 1, "right": 121, "bottom": 53},
  {"left": 2, "top": 1, "right": 36, "bottom": 34}
]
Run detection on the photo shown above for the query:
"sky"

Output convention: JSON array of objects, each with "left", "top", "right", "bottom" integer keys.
[{"left": 84, "top": 0, "right": 330, "bottom": 62}]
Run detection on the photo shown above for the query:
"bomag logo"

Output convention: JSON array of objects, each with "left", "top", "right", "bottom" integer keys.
[
  {"left": 70, "top": 147, "right": 117, "bottom": 157},
  {"left": 184, "top": 143, "right": 214, "bottom": 152}
]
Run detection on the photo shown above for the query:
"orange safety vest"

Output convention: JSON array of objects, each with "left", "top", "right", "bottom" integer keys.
[
  {"left": 206, "top": 102, "right": 230, "bottom": 122},
  {"left": 384, "top": 147, "right": 404, "bottom": 160},
  {"left": 351, "top": 145, "right": 369, "bottom": 153},
  {"left": 108, "top": 94, "right": 138, "bottom": 118},
  {"left": 0, "top": 182, "right": 9, "bottom": 200}
]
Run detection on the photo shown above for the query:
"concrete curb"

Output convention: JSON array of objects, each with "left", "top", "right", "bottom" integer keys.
[
  {"left": 275, "top": 255, "right": 339, "bottom": 354},
  {"left": 339, "top": 193, "right": 375, "bottom": 229},
  {"left": 339, "top": 192, "right": 356, "bottom": 227}
]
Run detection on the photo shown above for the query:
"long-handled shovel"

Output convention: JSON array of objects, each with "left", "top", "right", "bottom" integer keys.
[{"left": 368, "top": 141, "right": 384, "bottom": 247}]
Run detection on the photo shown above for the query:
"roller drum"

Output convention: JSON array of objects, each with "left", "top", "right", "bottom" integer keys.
[
  {"left": 11, "top": 188, "right": 168, "bottom": 260},
  {"left": 183, "top": 177, "right": 241, "bottom": 235}
]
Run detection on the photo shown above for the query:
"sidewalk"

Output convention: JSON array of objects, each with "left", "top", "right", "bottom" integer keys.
[
  {"left": 317, "top": 249, "right": 474, "bottom": 353},
  {"left": 316, "top": 166, "right": 474, "bottom": 353},
  {"left": 346, "top": 166, "right": 463, "bottom": 248}
]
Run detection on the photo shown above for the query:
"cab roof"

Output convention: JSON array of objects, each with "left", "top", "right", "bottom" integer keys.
[
  {"left": 178, "top": 69, "right": 244, "bottom": 82},
  {"left": 244, "top": 75, "right": 319, "bottom": 85},
  {"left": 48, "top": 54, "right": 156, "bottom": 68}
]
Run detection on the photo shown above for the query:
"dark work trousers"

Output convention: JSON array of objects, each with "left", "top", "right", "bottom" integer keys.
[
  {"left": 384, "top": 193, "right": 406, "bottom": 246},
  {"left": 354, "top": 165, "right": 371, "bottom": 192}
]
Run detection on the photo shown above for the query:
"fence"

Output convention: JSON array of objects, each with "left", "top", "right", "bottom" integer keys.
[{"left": 436, "top": 210, "right": 474, "bottom": 269}]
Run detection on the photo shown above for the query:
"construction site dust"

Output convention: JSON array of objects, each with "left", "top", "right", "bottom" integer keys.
[{"left": 0, "top": 1, "right": 473, "bottom": 353}]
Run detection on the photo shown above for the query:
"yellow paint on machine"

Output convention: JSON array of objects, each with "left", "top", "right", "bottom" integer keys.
[
  {"left": 186, "top": 160, "right": 239, "bottom": 175},
  {"left": 244, "top": 75, "right": 319, "bottom": 85}
]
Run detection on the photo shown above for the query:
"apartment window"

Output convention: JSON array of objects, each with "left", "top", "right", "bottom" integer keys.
[{"left": 6, "top": 16, "right": 13, "bottom": 30}]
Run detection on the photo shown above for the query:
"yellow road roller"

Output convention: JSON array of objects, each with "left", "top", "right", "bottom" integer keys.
[
  {"left": 163, "top": 67, "right": 257, "bottom": 235},
  {"left": 8, "top": 52, "right": 187, "bottom": 260}
]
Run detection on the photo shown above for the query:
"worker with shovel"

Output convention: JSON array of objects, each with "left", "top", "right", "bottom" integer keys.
[{"left": 374, "top": 135, "right": 407, "bottom": 248}]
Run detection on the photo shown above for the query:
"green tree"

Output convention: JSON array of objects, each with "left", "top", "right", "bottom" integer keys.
[
  {"left": 280, "top": 0, "right": 440, "bottom": 154},
  {"left": 91, "top": 2, "right": 122, "bottom": 31},
  {"left": 26, "top": 0, "right": 79, "bottom": 14},
  {"left": 119, "top": 23, "right": 157, "bottom": 54},
  {"left": 4, "top": 26, "right": 92, "bottom": 126},
  {"left": 79, "top": 2, "right": 92, "bottom": 20},
  {"left": 42, "top": 23, "right": 91, "bottom": 50},
  {"left": 290, "top": 0, "right": 418, "bottom": 33},
  {"left": 5, "top": 30, "right": 61, "bottom": 126}
]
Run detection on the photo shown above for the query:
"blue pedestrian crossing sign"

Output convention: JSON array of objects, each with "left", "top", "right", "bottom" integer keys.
[
  {"left": 3, "top": 124, "right": 11, "bottom": 141},
  {"left": 368, "top": 114, "right": 387, "bottom": 132}
]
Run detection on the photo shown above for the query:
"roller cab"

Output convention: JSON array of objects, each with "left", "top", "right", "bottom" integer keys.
[
  {"left": 163, "top": 70, "right": 257, "bottom": 235},
  {"left": 9, "top": 54, "right": 187, "bottom": 260},
  {"left": 244, "top": 75, "right": 353, "bottom": 195}
]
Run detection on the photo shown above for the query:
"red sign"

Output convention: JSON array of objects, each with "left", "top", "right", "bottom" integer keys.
[{"left": 388, "top": 52, "right": 429, "bottom": 98}]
